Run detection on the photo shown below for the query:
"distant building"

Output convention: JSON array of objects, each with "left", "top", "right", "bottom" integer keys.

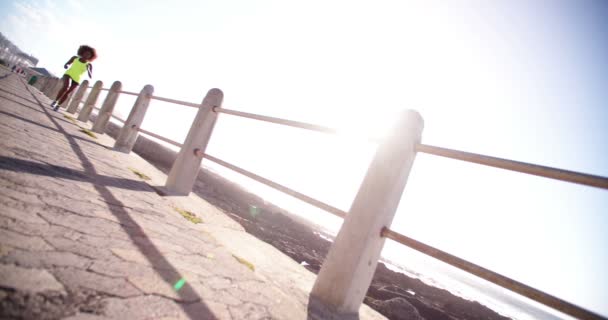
[
  {"left": 0, "top": 32, "right": 39, "bottom": 68},
  {"left": 16, "top": 52, "right": 39, "bottom": 67},
  {"left": 29, "top": 67, "right": 55, "bottom": 78}
]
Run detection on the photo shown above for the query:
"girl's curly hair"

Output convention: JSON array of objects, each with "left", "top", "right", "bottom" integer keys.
[{"left": 77, "top": 45, "right": 97, "bottom": 61}]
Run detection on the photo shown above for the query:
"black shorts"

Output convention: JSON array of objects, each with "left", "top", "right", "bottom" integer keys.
[{"left": 63, "top": 74, "right": 79, "bottom": 85}]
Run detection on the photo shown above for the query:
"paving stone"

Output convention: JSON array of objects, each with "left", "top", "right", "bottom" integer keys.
[
  {"left": 88, "top": 259, "right": 154, "bottom": 278},
  {"left": 52, "top": 267, "right": 141, "bottom": 298},
  {"left": 102, "top": 295, "right": 188, "bottom": 320},
  {"left": 0, "top": 228, "right": 54, "bottom": 251},
  {"left": 0, "top": 263, "right": 65, "bottom": 293},
  {"left": 182, "top": 300, "right": 232, "bottom": 319},
  {"left": 0, "top": 243, "right": 14, "bottom": 256},
  {"left": 0, "top": 288, "right": 107, "bottom": 320},
  {"left": 204, "top": 277, "right": 234, "bottom": 290},
  {"left": 44, "top": 236, "right": 116, "bottom": 261},
  {"left": 198, "top": 287, "right": 243, "bottom": 307},
  {"left": 1, "top": 249, "right": 92, "bottom": 270},
  {"left": 38, "top": 210, "right": 122, "bottom": 238},
  {"left": 110, "top": 247, "right": 159, "bottom": 266},
  {"left": 128, "top": 274, "right": 200, "bottom": 302},
  {"left": 0, "top": 199, "right": 49, "bottom": 225},
  {"left": 229, "top": 302, "right": 271, "bottom": 320},
  {"left": 62, "top": 313, "right": 113, "bottom": 320}
]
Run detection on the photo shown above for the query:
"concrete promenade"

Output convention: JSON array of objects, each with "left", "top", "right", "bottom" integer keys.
[{"left": 0, "top": 68, "right": 385, "bottom": 320}]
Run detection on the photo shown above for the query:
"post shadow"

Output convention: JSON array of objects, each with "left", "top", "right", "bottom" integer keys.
[
  {"left": 0, "top": 109, "right": 112, "bottom": 150},
  {"left": 0, "top": 156, "right": 153, "bottom": 192}
]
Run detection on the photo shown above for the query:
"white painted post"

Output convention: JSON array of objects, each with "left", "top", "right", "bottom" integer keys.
[
  {"left": 164, "top": 88, "right": 223, "bottom": 195},
  {"left": 114, "top": 85, "right": 154, "bottom": 153},
  {"left": 310, "top": 110, "right": 424, "bottom": 316},
  {"left": 92, "top": 81, "right": 122, "bottom": 134},
  {"left": 77, "top": 80, "right": 103, "bottom": 122},
  {"left": 66, "top": 80, "right": 89, "bottom": 114}
]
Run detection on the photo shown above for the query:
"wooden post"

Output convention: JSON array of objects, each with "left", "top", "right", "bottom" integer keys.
[
  {"left": 310, "top": 110, "right": 424, "bottom": 316},
  {"left": 66, "top": 80, "right": 89, "bottom": 114},
  {"left": 92, "top": 81, "right": 122, "bottom": 134},
  {"left": 77, "top": 80, "right": 103, "bottom": 122},
  {"left": 164, "top": 88, "right": 223, "bottom": 195},
  {"left": 114, "top": 85, "right": 154, "bottom": 153}
]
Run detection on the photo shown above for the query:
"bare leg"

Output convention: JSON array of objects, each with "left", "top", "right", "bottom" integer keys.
[
  {"left": 58, "top": 82, "right": 79, "bottom": 105},
  {"left": 54, "top": 75, "right": 71, "bottom": 102}
]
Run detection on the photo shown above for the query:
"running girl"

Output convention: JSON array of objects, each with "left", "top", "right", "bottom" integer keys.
[{"left": 52, "top": 45, "right": 97, "bottom": 111}]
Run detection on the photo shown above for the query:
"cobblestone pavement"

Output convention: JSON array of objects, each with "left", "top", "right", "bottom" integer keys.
[{"left": 0, "top": 69, "right": 385, "bottom": 320}]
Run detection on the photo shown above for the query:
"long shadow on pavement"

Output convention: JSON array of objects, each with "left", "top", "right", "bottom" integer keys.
[
  {"left": 0, "top": 156, "right": 153, "bottom": 192},
  {"left": 0, "top": 109, "right": 111, "bottom": 150},
  {"left": 17, "top": 78, "right": 216, "bottom": 319},
  {"left": 0, "top": 88, "right": 79, "bottom": 126}
]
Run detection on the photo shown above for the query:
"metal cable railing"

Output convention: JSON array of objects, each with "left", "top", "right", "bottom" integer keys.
[
  {"left": 110, "top": 114, "right": 126, "bottom": 123},
  {"left": 116, "top": 90, "right": 139, "bottom": 96},
  {"left": 59, "top": 79, "right": 607, "bottom": 320},
  {"left": 151, "top": 95, "right": 200, "bottom": 108},
  {"left": 136, "top": 127, "right": 183, "bottom": 148},
  {"left": 380, "top": 227, "right": 604, "bottom": 320},
  {"left": 214, "top": 107, "right": 341, "bottom": 135},
  {"left": 416, "top": 144, "right": 608, "bottom": 190},
  {"left": 203, "top": 153, "right": 346, "bottom": 218}
]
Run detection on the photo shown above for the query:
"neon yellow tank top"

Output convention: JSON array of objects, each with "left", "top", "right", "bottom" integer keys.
[{"left": 64, "top": 58, "right": 89, "bottom": 83}]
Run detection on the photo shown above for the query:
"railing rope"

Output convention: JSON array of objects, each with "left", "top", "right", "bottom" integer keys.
[
  {"left": 417, "top": 144, "right": 608, "bottom": 190},
  {"left": 89, "top": 85, "right": 139, "bottom": 97},
  {"left": 114, "top": 84, "right": 154, "bottom": 153},
  {"left": 77, "top": 80, "right": 103, "bottom": 122},
  {"left": 164, "top": 88, "right": 223, "bottom": 195},
  {"left": 151, "top": 95, "right": 200, "bottom": 108},
  {"left": 92, "top": 81, "right": 122, "bottom": 134},
  {"left": 214, "top": 107, "right": 341, "bottom": 135},
  {"left": 203, "top": 153, "right": 346, "bottom": 218},
  {"left": 137, "top": 127, "right": 183, "bottom": 148},
  {"left": 117, "top": 89, "right": 139, "bottom": 96},
  {"left": 66, "top": 80, "right": 89, "bottom": 114},
  {"left": 110, "top": 113, "right": 126, "bottom": 123},
  {"left": 310, "top": 110, "right": 424, "bottom": 315},
  {"left": 380, "top": 227, "right": 605, "bottom": 320}
]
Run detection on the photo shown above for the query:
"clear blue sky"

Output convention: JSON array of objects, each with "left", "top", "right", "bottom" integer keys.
[{"left": 2, "top": 0, "right": 607, "bottom": 318}]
